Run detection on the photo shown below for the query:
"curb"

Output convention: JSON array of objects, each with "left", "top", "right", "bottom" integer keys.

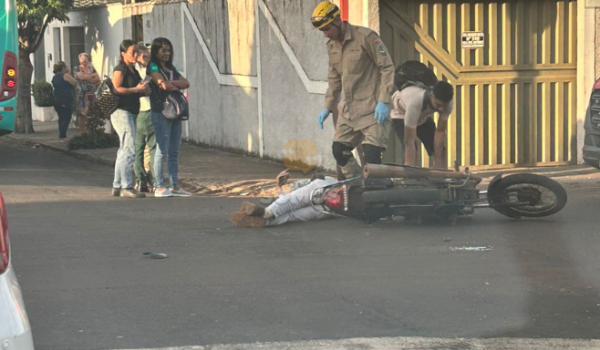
[
  {"left": 6, "top": 133, "right": 600, "bottom": 193},
  {"left": 5, "top": 134, "right": 206, "bottom": 192},
  {"left": 7, "top": 134, "right": 115, "bottom": 167}
]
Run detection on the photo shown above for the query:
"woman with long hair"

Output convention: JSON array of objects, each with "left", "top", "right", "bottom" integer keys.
[
  {"left": 110, "top": 39, "right": 149, "bottom": 198},
  {"left": 148, "top": 37, "right": 191, "bottom": 197}
]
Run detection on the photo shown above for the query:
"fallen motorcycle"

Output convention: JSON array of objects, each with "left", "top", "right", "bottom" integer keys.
[{"left": 310, "top": 163, "right": 568, "bottom": 223}]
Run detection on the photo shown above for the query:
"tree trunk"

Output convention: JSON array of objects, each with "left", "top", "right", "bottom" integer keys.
[{"left": 15, "top": 49, "right": 35, "bottom": 134}]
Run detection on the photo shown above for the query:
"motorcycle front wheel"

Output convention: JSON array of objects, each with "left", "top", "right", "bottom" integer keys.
[{"left": 489, "top": 173, "right": 567, "bottom": 218}]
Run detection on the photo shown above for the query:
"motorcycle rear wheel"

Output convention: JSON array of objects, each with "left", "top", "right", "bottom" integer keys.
[{"left": 489, "top": 173, "right": 567, "bottom": 218}]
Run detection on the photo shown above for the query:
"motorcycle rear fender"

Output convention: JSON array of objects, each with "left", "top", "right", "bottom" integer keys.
[
  {"left": 487, "top": 173, "right": 503, "bottom": 195},
  {"left": 485, "top": 173, "right": 522, "bottom": 219}
]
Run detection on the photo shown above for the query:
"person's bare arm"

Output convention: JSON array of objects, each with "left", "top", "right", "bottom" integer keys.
[
  {"left": 88, "top": 73, "right": 100, "bottom": 84},
  {"left": 433, "top": 118, "right": 448, "bottom": 169},
  {"left": 75, "top": 69, "right": 98, "bottom": 82},
  {"left": 63, "top": 73, "right": 77, "bottom": 87},
  {"left": 275, "top": 170, "right": 290, "bottom": 196},
  {"left": 75, "top": 70, "right": 87, "bottom": 80},
  {"left": 150, "top": 71, "right": 179, "bottom": 92},
  {"left": 112, "top": 70, "right": 147, "bottom": 95},
  {"left": 402, "top": 97, "right": 423, "bottom": 167},
  {"left": 171, "top": 72, "right": 189, "bottom": 90},
  {"left": 403, "top": 126, "right": 418, "bottom": 166}
]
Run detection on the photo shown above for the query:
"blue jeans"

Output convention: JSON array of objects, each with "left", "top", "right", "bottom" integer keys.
[
  {"left": 152, "top": 112, "right": 182, "bottom": 188},
  {"left": 112, "top": 109, "right": 137, "bottom": 189},
  {"left": 53, "top": 103, "right": 72, "bottom": 138}
]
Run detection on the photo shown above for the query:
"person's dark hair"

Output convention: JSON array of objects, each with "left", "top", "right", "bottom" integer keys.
[
  {"left": 53, "top": 61, "right": 67, "bottom": 74},
  {"left": 119, "top": 39, "right": 137, "bottom": 64},
  {"left": 432, "top": 81, "right": 453, "bottom": 103},
  {"left": 150, "top": 37, "right": 175, "bottom": 70}
]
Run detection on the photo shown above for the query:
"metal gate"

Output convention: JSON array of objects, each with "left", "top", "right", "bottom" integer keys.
[{"left": 380, "top": 0, "right": 578, "bottom": 169}]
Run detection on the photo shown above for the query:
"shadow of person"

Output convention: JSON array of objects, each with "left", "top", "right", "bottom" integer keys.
[{"left": 483, "top": 219, "right": 600, "bottom": 339}]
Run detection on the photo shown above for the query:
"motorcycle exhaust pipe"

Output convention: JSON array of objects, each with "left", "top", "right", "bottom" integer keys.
[{"left": 363, "top": 164, "right": 481, "bottom": 182}]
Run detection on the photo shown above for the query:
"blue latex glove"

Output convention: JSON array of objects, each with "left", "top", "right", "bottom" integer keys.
[
  {"left": 318, "top": 109, "right": 331, "bottom": 130},
  {"left": 374, "top": 102, "right": 389, "bottom": 125}
]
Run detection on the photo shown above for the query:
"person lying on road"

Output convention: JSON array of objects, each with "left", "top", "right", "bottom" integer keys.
[{"left": 229, "top": 170, "right": 338, "bottom": 228}]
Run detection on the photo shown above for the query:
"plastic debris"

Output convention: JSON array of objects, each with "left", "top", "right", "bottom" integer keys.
[
  {"left": 143, "top": 252, "right": 169, "bottom": 259},
  {"left": 450, "top": 246, "right": 493, "bottom": 252}
]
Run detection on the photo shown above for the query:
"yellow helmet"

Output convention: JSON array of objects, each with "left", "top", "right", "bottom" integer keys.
[{"left": 311, "top": 1, "right": 341, "bottom": 29}]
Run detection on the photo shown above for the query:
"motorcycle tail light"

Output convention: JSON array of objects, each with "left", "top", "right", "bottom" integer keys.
[{"left": 324, "top": 188, "right": 344, "bottom": 208}]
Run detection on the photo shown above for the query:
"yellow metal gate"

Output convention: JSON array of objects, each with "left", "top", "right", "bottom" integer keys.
[{"left": 380, "top": 0, "right": 578, "bottom": 169}]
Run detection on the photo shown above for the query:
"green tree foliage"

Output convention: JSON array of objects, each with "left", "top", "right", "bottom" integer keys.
[{"left": 15, "top": 0, "right": 74, "bottom": 133}]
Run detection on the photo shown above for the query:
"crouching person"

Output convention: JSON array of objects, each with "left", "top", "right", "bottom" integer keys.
[{"left": 230, "top": 170, "right": 338, "bottom": 228}]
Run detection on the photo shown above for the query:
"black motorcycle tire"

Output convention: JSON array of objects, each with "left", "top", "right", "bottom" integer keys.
[{"left": 489, "top": 173, "right": 567, "bottom": 218}]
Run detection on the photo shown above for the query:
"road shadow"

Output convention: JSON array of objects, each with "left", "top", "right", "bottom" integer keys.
[{"left": 483, "top": 219, "right": 600, "bottom": 338}]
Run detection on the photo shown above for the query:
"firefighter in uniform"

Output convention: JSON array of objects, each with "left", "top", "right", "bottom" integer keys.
[{"left": 312, "top": 1, "right": 395, "bottom": 179}]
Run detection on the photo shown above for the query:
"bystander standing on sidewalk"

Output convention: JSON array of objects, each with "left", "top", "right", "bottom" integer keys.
[
  {"left": 73, "top": 53, "right": 100, "bottom": 126},
  {"left": 110, "top": 39, "right": 149, "bottom": 199},
  {"left": 51, "top": 61, "right": 76, "bottom": 141},
  {"left": 148, "top": 37, "right": 192, "bottom": 198},
  {"left": 133, "top": 43, "right": 156, "bottom": 193}
]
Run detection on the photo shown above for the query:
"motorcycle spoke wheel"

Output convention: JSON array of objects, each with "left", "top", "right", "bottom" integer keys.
[
  {"left": 501, "top": 184, "right": 558, "bottom": 214},
  {"left": 488, "top": 173, "right": 567, "bottom": 218}
]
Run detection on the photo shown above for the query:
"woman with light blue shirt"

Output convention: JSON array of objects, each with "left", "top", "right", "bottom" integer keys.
[{"left": 147, "top": 37, "right": 192, "bottom": 198}]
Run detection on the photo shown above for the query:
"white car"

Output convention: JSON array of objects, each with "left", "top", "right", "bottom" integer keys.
[{"left": 0, "top": 193, "right": 34, "bottom": 349}]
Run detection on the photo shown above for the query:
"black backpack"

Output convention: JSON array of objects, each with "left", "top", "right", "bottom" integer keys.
[{"left": 394, "top": 60, "right": 438, "bottom": 91}]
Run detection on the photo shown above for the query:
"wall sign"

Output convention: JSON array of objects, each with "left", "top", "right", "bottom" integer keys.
[{"left": 462, "top": 31, "right": 485, "bottom": 49}]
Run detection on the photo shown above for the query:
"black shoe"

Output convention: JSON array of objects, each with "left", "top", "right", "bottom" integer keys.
[
  {"left": 135, "top": 180, "right": 151, "bottom": 193},
  {"left": 120, "top": 188, "right": 146, "bottom": 198},
  {"left": 112, "top": 188, "right": 121, "bottom": 197}
]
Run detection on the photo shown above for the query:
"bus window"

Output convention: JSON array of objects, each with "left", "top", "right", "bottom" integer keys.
[{"left": 0, "top": 0, "right": 19, "bottom": 136}]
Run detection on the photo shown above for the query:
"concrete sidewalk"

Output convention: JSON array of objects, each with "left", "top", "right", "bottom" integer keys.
[
  {"left": 7, "top": 120, "right": 600, "bottom": 196},
  {"left": 7, "top": 121, "right": 289, "bottom": 197}
]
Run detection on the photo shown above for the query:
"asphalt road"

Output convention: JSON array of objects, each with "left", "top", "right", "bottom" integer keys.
[{"left": 1, "top": 139, "right": 600, "bottom": 350}]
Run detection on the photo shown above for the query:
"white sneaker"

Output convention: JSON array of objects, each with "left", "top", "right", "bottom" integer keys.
[
  {"left": 154, "top": 187, "right": 173, "bottom": 198},
  {"left": 171, "top": 187, "right": 193, "bottom": 197}
]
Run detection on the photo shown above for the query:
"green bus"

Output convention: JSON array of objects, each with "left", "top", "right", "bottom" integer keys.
[{"left": 0, "top": 0, "right": 18, "bottom": 135}]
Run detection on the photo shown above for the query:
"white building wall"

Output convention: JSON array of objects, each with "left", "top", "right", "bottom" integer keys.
[
  {"left": 133, "top": 0, "right": 349, "bottom": 169},
  {"left": 43, "top": 4, "right": 125, "bottom": 83},
  {"left": 38, "top": 0, "right": 597, "bottom": 168}
]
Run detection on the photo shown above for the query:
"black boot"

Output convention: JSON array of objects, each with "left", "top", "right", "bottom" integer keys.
[{"left": 135, "top": 180, "right": 149, "bottom": 193}]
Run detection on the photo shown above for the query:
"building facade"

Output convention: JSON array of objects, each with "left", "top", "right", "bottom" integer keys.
[{"left": 37, "top": 0, "right": 600, "bottom": 171}]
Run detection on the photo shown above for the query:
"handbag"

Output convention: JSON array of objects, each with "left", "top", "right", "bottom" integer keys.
[
  {"left": 159, "top": 68, "right": 189, "bottom": 121},
  {"left": 87, "top": 76, "right": 120, "bottom": 118}
]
